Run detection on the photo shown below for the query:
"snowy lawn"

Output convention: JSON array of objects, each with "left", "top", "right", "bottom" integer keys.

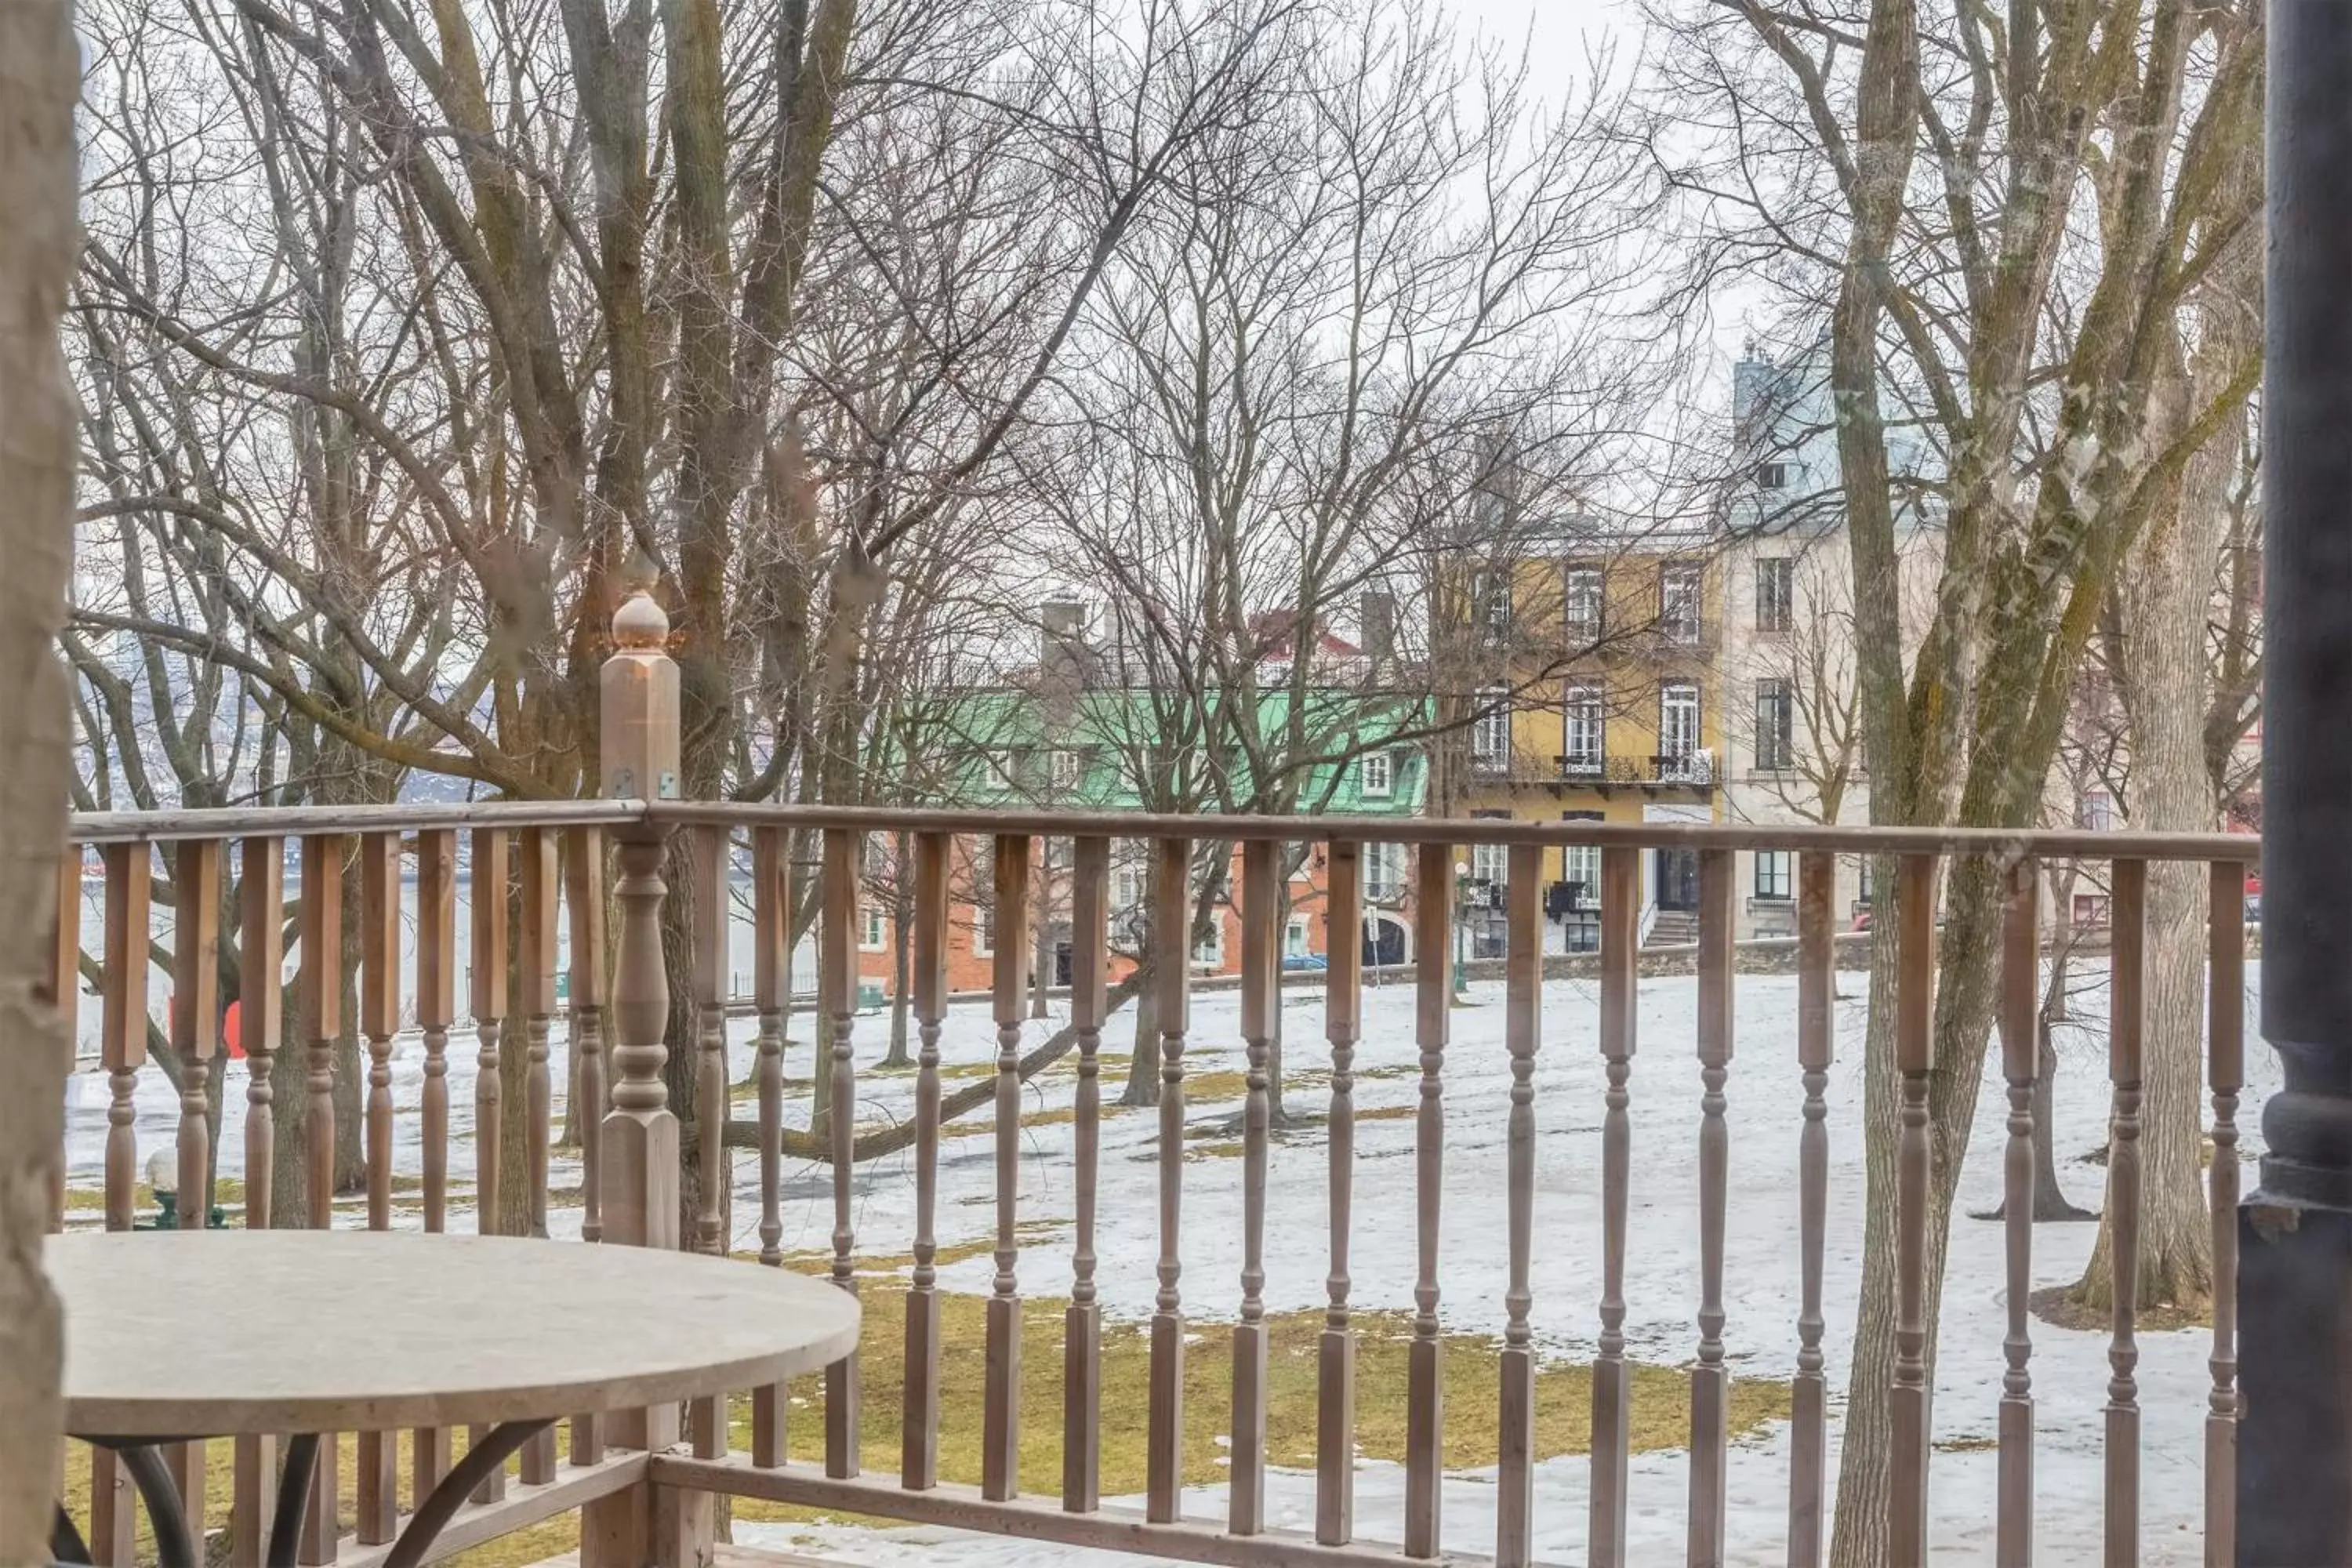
[{"left": 65, "top": 960, "right": 2266, "bottom": 1565}]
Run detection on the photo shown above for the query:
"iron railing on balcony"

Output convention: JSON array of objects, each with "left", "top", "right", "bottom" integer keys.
[{"left": 46, "top": 587, "right": 2260, "bottom": 1568}]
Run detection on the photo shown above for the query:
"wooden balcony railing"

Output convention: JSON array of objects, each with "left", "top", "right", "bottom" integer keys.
[{"left": 47, "top": 586, "right": 2263, "bottom": 1568}]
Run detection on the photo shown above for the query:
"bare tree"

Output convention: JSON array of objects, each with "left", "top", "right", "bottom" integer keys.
[{"left": 1657, "top": 0, "right": 2263, "bottom": 1555}]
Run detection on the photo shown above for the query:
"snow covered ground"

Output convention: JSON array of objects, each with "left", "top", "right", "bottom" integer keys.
[{"left": 65, "top": 958, "right": 2267, "bottom": 1565}]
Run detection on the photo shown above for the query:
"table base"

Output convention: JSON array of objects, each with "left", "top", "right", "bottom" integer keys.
[{"left": 55, "top": 1421, "right": 554, "bottom": 1568}]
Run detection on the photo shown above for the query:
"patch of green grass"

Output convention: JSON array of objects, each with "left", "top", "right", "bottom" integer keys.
[{"left": 722, "top": 1289, "right": 1792, "bottom": 1523}]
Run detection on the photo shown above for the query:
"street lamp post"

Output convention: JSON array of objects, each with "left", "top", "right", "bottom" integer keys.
[{"left": 1453, "top": 860, "right": 1472, "bottom": 1000}]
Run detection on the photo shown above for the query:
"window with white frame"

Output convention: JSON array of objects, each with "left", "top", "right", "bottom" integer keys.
[
  {"left": 973, "top": 898, "right": 996, "bottom": 956},
  {"left": 1754, "top": 677, "right": 1795, "bottom": 771},
  {"left": 1754, "top": 851, "right": 1793, "bottom": 902},
  {"left": 1565, "top": 567, "right": 1604, "bottom": 641},
  {"left": 1756, "top": 461, "right": 1792, "bottom": 491},
  {"left": 1756, "top": 557, "right": 1794, "bottom": 633},
  {"left": 1192, "top": 916, "right": 1225, "bottom": 967},
  {"left": 1471, "top": 840, "right": 1508, "bottom": 891},
  {"left": 1660, "top": 681, "right": 1701, "bottom": 762},
  {"left": 2079, "top": 790, "right": 2116, "bottom": 832},
  {"left": 1563, "top": 682, "right": 1604, "bottom": 774},
  {"left": 1050, "top": 750, "right": 1081, "bottom": 791},
  {"left": 1661, "top": 564, "right": 1704, "bottom": 644},
  {"left": 1285, "top": 917, "right": 1310, "bottom": 958},
  {"left": 862, "top": 906, "right": 887, "bottom": 949},
  {"left": 1365, "top": 843, "right": 1404, "bottom": 902},
  {"left": 1471, "top": 685, "right": 1512, "bottom": 773},
  {"left": 1360, "top": 750, "right": 1393, "bottom": 798},
  {"left": 1472, "top": 568, "right": 1512, "bottom": 643}
]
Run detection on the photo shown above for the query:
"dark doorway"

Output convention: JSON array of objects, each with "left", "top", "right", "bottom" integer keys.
[
  {"left": 1656, "top": 848, "right": 1700, "bottom": 912},
  {"left": 1053, "top": 941, "right": 1073, "bottom": 989},
  {"left": 1363, "top": 916, "right": 1407, "bottom": 968}
]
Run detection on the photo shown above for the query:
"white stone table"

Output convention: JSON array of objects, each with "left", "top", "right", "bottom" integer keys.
[{"left": 49, "top": 1230, "right": 860, "bottom": 1568}]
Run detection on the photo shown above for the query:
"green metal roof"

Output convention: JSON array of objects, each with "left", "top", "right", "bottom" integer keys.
[{"left": 891, "top": 687, "right": 1428, "bottom": 816}]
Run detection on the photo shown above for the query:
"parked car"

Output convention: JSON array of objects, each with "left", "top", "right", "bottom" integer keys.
[{"left": 1280, "top": 953, "right": 1329, "bottom": 972}]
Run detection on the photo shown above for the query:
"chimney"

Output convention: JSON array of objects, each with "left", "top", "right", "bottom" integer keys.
[
  {"left": 1040, "top": 597, "right": 1091, "bottom": 702},
  {"left": 1359, "top": 591, "right": 1396, "bottom": 673}
]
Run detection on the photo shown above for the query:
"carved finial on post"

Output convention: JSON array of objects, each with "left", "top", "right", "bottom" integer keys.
[{"left": 601, "top": 558, "right": 680, "bottom": 804}]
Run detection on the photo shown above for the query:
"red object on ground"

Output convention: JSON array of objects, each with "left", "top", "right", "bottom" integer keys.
[{"left": 223, "top": 998, "right": 243, "bottom": 1059}]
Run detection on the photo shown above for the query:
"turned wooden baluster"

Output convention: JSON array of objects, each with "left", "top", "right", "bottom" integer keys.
[
  {"left": 100, "top": 841, "right": 148, "bottom": 1237},
  {"left": 416, "top": 831, "right": 455, "bottom": 1235},
  {"left": 165, "top": 839, "right": 222, "bottom": 1526},
  {"left": 1789, "top": 851, "right": 1835, "bottom": 1568},
  {"left": 1231, "top": 838, "right": 1279, "bottom": 1537},
  {"left": 750, "top": 825, "right": 789, "bottom": 1471},
  {"left": 521, "top": 825, "right": 559, "bottom": 1243},
  {"left": 357, "top": 831, "right": 402, "bottom": 1543},
  {"left": 901, "top": 831, "right": 951, "bottom": 1489},
  {"left": 1690, "top": 848, "right": 1735, "bottom": 1567},
  {"left": 1998, "top": 856, "right": 2039, "bottom": 1568},
  {"left": 1063, "top": 834, "right": 1108, "bottom": 1513},
  {"left": 1403, "top": 840, "right": 1452, "bottom": 1559},
  {"left": 519, "top": 826, "right": 562, "bottom": 1486},
  {"left": 413, "top": 828, "right": 456, "bottom": 1497},
  {"left": 2205, "top": 860, "right": 2245, "bottom": 1567},
  {"left": 171, "top": 839, "right": 221, "bottom": 1229},
  {"left": 231, "top": 837, "right": 284, "bottom": 1566},
  {"left": 1497, "top": 840, "right": 1542, "bottom": 1568},
  {"left": 568, "top": 826, "right": 610, "bottom": 1244},
  {"left": 91, "top": 808, "right": 143, "bottom": 1568},
  {"left": 471, "top": 826, "right": 510, "bottom": 1239},
  {"left": 753, "top": 826, "right": 787, "bottom": 1270},
  {"left": 565, "top": 826, "right": 609, "bottom": 1470},
  {"left": 1145, "top": 834, "right": 1190, "bottom": 1523},
  {"left": 1890, "top": 853, "right": 1937, "bottom": 1568},
  {"left": 466, "top": 825, "right": 506, "bottom": 1509},
  {"left": 2106, "top": 858, "right": 2147, "bottom": 1568},
  {"left": 46, "top": 848, "right": 80, "bottom": 1232},
  {"left": 1318, "top": 839, "right": 1362, "bottom": 1547},
  {"left": 983, "top": 833, "right": 1031, "bottom": 1501},
  {"left": 691, "top": 825, "right": 729, "bottom": 1258},
  {"left": 687, "top": 824, "right": 731, "bottom": 1466},
  {"left": 824, "top": 826, "right": 864, "bottom": 1479},
  {"left": 298, "top": 833, "right": 345, "bottom": 1565},
  {"left": 1590, "top": 844, "right": 1638, "bottom": 1568}
]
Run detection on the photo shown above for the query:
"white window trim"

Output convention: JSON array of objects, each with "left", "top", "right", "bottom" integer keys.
[
  {"left": 1285, "top": 917, "right": 1311, "bottom": 958},
  {"left": 1563, "top": 683, "right": 1604, "bottom": 772},
  {"left": 971, "top": 902, "right": 996, "bottom": 957},
  {"left": 1050, "top": 750, "right": 1081, "bottom": 791},
  {"left": 1361, "top": 750, "right": 1393, "bottom": 798},
  {"left": 1472, "top": 686, "right": 1512, "bottom": 771},
  {"left": 861, "top": 906, "right": 887, "bottom": 952}
]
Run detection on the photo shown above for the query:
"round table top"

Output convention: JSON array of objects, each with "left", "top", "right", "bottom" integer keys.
[{"left": 52, "top": 1231, "right": 861, "bottom": 1437}]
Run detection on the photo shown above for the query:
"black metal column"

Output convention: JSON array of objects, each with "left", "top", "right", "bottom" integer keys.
[{"left": 2239, "top": 5, "right": 2352, "bottom": 1562}]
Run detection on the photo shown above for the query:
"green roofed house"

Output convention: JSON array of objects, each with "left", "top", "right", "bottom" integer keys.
[{"left": 856, "top": 624, "right": 1432, "bottom": 995}]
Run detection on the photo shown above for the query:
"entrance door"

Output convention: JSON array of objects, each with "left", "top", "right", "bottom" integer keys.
[
  {"left": 1363, "top": 915, "right": 1407, "bottom": 968},
  {"left": 1656, "top": 848, "right": 1700, "bottom": 912}
]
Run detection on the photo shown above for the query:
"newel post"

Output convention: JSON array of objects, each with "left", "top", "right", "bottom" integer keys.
[
  {"left": 2240, "top": 6, "right": 2352, "bottom": 1561},
  {"left": 582, "top": 573, "right": 710, "bottom": 1568}
]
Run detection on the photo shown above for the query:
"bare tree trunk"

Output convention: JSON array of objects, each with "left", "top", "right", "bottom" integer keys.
[
  {"left": 883, "top": 895, "right": 913, "bottom": 1069},
  {"left": 1030, "top": 862, "right": 1052, "bottom": 1019},
  {"left": 2072, "top": 276, "right": 2246, "bottom": 1309},
  {"left": 0, "top": 0, "right": 79, "bottom": 1535},
  {"left": 1123, "top": 982, "right": 1161, "bottom": 1109}
]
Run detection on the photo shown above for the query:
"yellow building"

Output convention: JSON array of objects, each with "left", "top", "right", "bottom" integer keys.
[{"left": 1432, "top": 532, "right": 1724, "bottom": 941}]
